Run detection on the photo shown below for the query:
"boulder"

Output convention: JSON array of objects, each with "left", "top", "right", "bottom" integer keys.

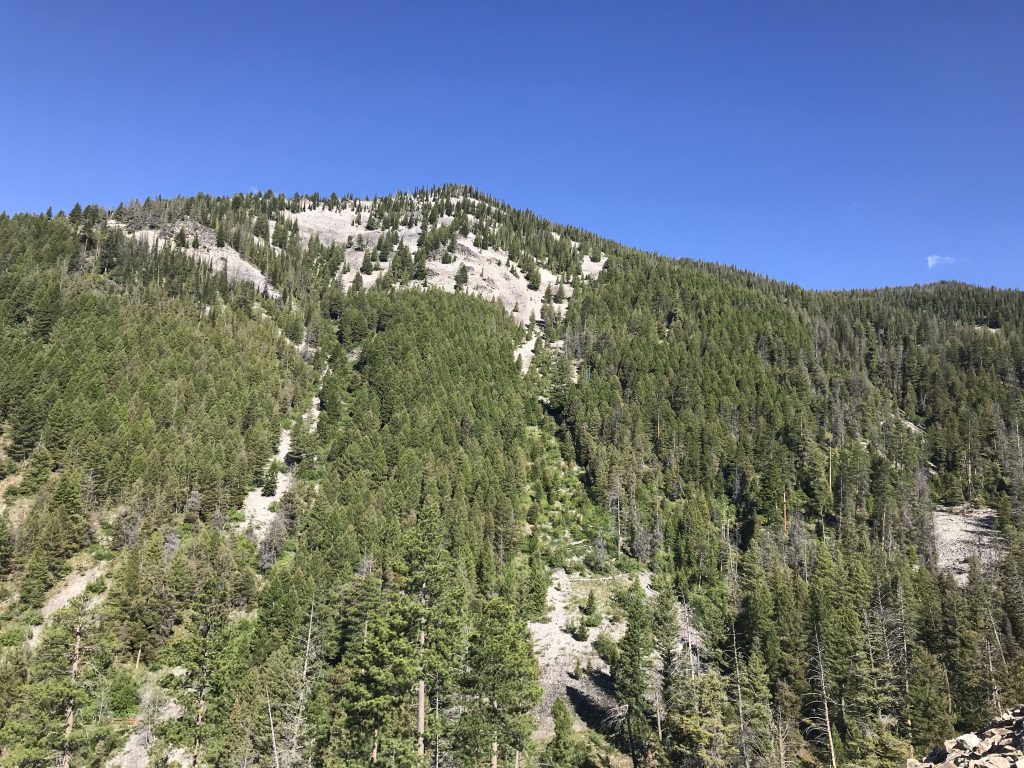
[
  {"left": 916, "top": 708, "right": 1024, "bottom": 767},
  {"left": 957, "top": 732, "right": 983, "bottom": 752}
]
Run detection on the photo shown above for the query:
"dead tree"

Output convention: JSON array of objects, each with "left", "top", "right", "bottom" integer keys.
[{"left": 806, "top": 627, "right": 838, "bottom": 768}]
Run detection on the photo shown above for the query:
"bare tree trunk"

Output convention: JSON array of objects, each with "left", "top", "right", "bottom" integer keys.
[
  {"left": 733, "top": 624, "right": 751, "bottom": 768},
  {"left": 287, "top": 602, "right": 316, "bottom": 764},
  {"left": 776, "top": 709, "right": 786, "bottom": 768},
  {"left": 434, "top": 692, "right": 440, "bottom": 768},
  {"left": 371, "top": 729, "right": 379, "bottom": 764},
  {"left": 813, "top": 630, "right": 838, "bottom": 768},
  {"left": 491, "top": 737, "right": 498, "bottom": 768},
  {"left": 267, "top": 691, "right": 281, "bottom": 768},
  {"left": 897, "top": 586, "right": 911, "bottom": 695},
  {"left": 61, "top": 619, "right": 83, "bottom": 768},
  {"left": 192, "top": 679, "right": 206, "bottom": 768},
  {"left": 417, "top": 628, "right": 426, "bottom": 756},
  {"left": 942, "top": 663, "right": 953, "bottom": 716},
  {"left": 828, "top": 444, "right": 832, "bottom": 491}
]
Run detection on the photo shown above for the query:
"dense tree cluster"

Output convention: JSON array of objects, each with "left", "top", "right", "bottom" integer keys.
[
  {"left": 556, "top": 250, "right": 1024, "bottom": 766},
  {"left": 2, "top": 188, "right": 1024, "bottom": 768}
]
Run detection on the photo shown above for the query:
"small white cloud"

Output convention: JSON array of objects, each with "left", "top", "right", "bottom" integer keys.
[{"left": 927, "top": 254, "right": 955, "bottom": 269}]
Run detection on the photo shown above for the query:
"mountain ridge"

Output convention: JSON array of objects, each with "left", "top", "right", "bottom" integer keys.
[{"left": 2, "top": 186, "right": 1023, "bottom": 768}]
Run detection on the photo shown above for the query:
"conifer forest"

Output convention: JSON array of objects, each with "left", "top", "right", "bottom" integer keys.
[{"left": 3, "top": 186, "right": 1024, "bottom": 768}]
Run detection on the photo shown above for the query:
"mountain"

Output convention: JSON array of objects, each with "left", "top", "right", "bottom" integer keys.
[{"left": 1, "top": 186, "right": 1023, "bottom": 768}]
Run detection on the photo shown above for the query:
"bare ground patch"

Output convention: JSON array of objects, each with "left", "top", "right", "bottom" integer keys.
[
  {"left": 29, "top": 558, "right": 110, "bottom": 648},
  {"left": 528, "top": 569, "right": 655, "bottom": 738},
  {"left": 933, "top": 504, "right": 1003, "bottom": 584},
  {"left": 238, "top": 427, "right": 294, "bottom": 542},
  {"left": 123, "top": 219, "right": 280, "bottom": 298}
]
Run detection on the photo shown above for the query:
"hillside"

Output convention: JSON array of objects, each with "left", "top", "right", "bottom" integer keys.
[{"left": 1, "top": 186, "right": 1023, "bottom": 768}]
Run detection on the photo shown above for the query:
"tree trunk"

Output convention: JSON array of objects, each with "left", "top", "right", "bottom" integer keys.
[
  {"left": 61, "top": 619, "right": 83, "bottom": 768},
  {"left": 491, "top": 737, "right": 498, "bottom": 768},
  {"left": 828, "top": 444, "right": 832, "bottom": 490},
  {"left": 814, "top": 632, "right": 838, "bottom": 768},
  {"left": 776, "top": 708, "right": 787, "bottom": 768},
  {"left": 434, "top": 692, "right": 440, "bottom": 768},
  {"left": 192, "top": 679, "right": 206, "bottom": 768},
  {"left": 734, "top": 624, "right": 751, "bottom": 768},
  {"left": 782, "top": 488, "right": 788, "bottom": 535},
  {"left": 288, "top": 602, "right": 316, "bottom": 762},
  {"left": 267, "top": 691, "right": 281, "bottom": 768},
  {"left": 417, "top": 629, "right": 426, "bottom": 756}
]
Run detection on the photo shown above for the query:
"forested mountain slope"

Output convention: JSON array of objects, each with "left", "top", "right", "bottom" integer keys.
[{"left": 1, "top": 187, "right": 1023, "bottom": 768}]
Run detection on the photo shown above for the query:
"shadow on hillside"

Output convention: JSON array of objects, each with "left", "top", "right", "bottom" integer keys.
[
  {"left": 566, "top": 684, "right": 609, "bottom": 733},
  {"left": 588, "top": 669, "right": 615, "bottom": 697}
]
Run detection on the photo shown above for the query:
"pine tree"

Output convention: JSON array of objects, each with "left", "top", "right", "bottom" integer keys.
[
  {"left": 413, "top": 249, "right": 428, "bottom": 281},
  {"left": 614, "top": 582, "right": 653, "bottom": 766},
  {"left": 543, "top": 698, "right": 585, "bottom": 768},
  {"left": 666, "top": 666, "right": 738, "bottom": 768},
  {"left": 263, "top": 461, "right": 280, "bottom": 496},
  {"left": 462, "top": 598, "right": 540, "bottom": 767},
  {"left": 738, "top": 646, "right": 774, "bottom": 768},
  {"left": 340, "top": 594, "right": 418, "bottom": 762},
  {"left": 111, "top": 532, "right": 175, "bottom": 660},
  {"left": 402, "top": 497, "right": 467, "bottom": 760},
  {"left": 0, "top": 598, "right": 107, "bottom": 767},
  {"left": 906, "top": 648, "right": 955, "bottom": 751},
  {"left": 0, "top": 512, "right": 13, "bottom": 575},
  {"left": 10, "top": 393, "right": 46, "bottom": 460},
  {"left": 651, "top": 586, "right": 680, "bottom": 749}
]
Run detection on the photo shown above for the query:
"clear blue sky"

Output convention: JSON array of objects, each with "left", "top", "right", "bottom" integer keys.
[{"left": 2, "top": 1, "right": 1021, "bottom": 290}]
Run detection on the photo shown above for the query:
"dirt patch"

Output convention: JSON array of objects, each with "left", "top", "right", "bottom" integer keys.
[
  {"left": 239, "top": 427, "right": 293, "bottom": 542},
  {"left": 238, "top": 388, "right": 321, "bottom": 542},
  {"left": 285, "top": 202, "right": 601, "bottom": 329},
  {"left": 529, "top": 569, "right": 638, "bottom": 738},
  {"left": 124, "top": 219, "right": 280, "bottom": 299},
  {"left": 105, "top": 676, "right": 182, "bottom": 768},
  {"left": 30, "top": 559, "right": 109, "bottom": 648},
  {"left": 516, "top": 333, "right": 539, "bottom": 373},
  {"left": 580, "top": 255, "right": 607, "bottom": 280},
  {"left": 933, "top": 505, "right": 1003, "bottom": 584}
]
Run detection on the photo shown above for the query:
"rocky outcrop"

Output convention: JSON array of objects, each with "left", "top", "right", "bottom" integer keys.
[{"left": 910, "top": 708, "right": 1024, "bottom": 767}]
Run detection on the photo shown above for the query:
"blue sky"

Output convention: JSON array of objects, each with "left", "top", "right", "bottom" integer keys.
[{"left": 2, "top": 1, "right": 1021, "bottom": 290}]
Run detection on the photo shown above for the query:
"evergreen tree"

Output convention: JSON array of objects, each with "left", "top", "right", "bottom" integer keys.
[
  {"left": 543, "top": 698, "right": 585, "bottom": 768},
  {"left": 613, "top": 582, "right": 653, "bottom": 766},
  {"left": 461, "top": 598, "right": 540, "bottom": 767}
]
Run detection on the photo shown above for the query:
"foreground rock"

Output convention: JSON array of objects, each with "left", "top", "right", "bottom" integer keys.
[{"left": 909, "top": 707, "right": 1024, "bottom": 767}]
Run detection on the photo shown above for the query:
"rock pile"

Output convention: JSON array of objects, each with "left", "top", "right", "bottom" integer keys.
[{"left": 909, "top": 708, "right": 1024, "bottom": 767}]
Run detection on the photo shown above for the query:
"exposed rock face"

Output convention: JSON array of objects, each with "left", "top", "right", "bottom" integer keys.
[{"left": 909, "top": 707, "right": 1024, "bottom": 767}]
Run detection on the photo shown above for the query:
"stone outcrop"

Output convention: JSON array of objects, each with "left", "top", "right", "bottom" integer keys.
[{"left": 909, "top": 708, "right": 1024, "bottom": 767}]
